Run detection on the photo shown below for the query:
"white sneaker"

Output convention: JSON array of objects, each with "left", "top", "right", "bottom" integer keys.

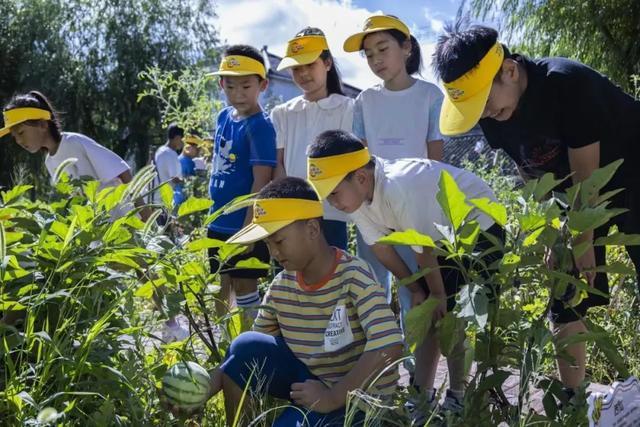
[{"left": 161, "top": 318, "right": 190, "bottom": 343}]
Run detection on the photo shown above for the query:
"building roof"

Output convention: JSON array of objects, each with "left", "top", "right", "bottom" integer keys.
[{"left": 261, "top": 46, "right": 361, "bottom": 98}]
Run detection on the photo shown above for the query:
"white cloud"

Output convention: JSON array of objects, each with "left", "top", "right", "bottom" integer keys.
[{"left": 215, "top": 0, "right": 442, "bottom": 89}]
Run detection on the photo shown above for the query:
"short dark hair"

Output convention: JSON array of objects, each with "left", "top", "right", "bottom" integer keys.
[
  {"left": 432, "top": 20, "right": 510, "bottom": 83},
  {"left": 223, "top": 44, "right": 266, "bottom": 80},
  {"left": 258, "top": 176, "right": 319, "bottom": 202},
  {"left": 4, "top": 91, "right": 63, "bottom": 143},
  {"left": 295, "top": 27, "right": 344, "bottom": 96},
  {"left": 167, "top": 123, "right": 184, "bottom": 140},
  {"left": 308, "top": 130, "right": 374, "bottom": 177}
]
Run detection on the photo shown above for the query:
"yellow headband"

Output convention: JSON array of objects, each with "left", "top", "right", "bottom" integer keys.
[
  {"left": 343, "top": 15, "right": 411, "bottom": 53},
  {"left": 439, "top": 43, "right": 505, "bottom": 135},
  {"left": 307, "top": 148, "right": 371, "bottom": 199},
  {"left": 277, "top": 35, "right": 330, "bottom": 71},
  {"left": 184, "top": 135, "right": 204, "bottom": 146},
  {"left": 0, "top": 107, "right": 52, "bottom": 138},
  {"left": 227, "top": 198, "right": 323, "bottom": 244},
  {"left": 210, "top": 55, "right": 266, "bottom": 80}
]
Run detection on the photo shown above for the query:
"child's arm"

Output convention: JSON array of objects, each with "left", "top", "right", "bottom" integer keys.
[
  {"left": 118, "top": 169, "right": 152, "bottom": 221},
  {"left": 290, "top": 344, "right": 403, "bottom": 413},
  {"left": 426, "top": 139, "right": 444, "bottom": 161},
  {"left": 371, "top": 243, "right": 427, "bottom": 306},
  {"left": 414, "top": 248, "right": 447, "bottom": 320},
  {"left": 274, "top": 148, "right": 286, "bottom": 180},
  {"left": 242, "top": 165, "right": 273, "bottom": 227}
]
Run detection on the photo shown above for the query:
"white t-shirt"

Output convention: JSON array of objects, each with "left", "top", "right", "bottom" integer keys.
[
  {"left": 352, "top": 79, "right": 443, "bottom": 160},
  {"left": 271, "top": 94, "right": 354, "bottom": 222},
  {"left": 45, "top": 132, "right": 130, "bottom": 189},
  {"left": 350, "top": 157, "right": 496, "bottom": 253},
  {"left": 153, "top": 145, "right": 182, "bottom": 203}
]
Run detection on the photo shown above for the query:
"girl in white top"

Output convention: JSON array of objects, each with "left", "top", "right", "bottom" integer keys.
[
  {"left": 271, "top": 27, "right": 353, "bottom": 250},
  {"left": 2, "top": 91, "right": 132, "bottom": 189},
  {"left": 344, "top": 14, "right": 444, "bottom": 161}
]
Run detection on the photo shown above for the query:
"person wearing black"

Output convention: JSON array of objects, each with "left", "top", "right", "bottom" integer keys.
[{"left": 433, "top": 22, "right": 640, "bottom": 400}]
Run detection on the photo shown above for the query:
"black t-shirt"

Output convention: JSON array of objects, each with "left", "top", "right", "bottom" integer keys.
[{"left": 480, "top": 55, "right": 640, "bottom": 195}]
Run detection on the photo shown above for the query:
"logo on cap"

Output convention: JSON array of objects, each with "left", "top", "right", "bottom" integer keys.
[
  {"left": 254, "top": 203, "right": 267, "bottom": 219},
  {"left": 290, "top": 42, "right": 304, "bottom": 54},
  {"left": 446, "top": 87, "right": 465, "bottom": 101},
  {"left": 226, "top": 57, "right": 241, "bottom": 68},
  {"left": 308, "top": 163, "right": 323, "bottom": 179}
]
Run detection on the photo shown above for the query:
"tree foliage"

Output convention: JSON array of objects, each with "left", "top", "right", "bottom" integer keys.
[
  {"left": 469, "top": 0, "right": 640, "bottom": 90},
  {"left": 0, "top": 0, "right": 219, "bottom": 190}
]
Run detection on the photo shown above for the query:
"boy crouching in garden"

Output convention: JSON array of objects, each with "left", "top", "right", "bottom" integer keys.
[{"left": 173, "top": 177, "right": 403, "bottom": 426}]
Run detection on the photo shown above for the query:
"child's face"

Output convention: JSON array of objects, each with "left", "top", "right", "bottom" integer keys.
[
  {"left": 481, "top": 60, "right": 523, "bottom": 122},
  {"left": 264, "top": 220, "right": 320, "bottom": 271},
  {"left": 220, "top": 75, "right": 267, "bottom": 116},
  {"left": 11, "top": 121, "right": 49, "bottom": 154},
  {"left": 362, "top": 31, "right": 411, "bottom": 82},
  {"left": 326, "top": 172, "right": 368, "bottom": 214},
  {"left": 290, "top": 58, "right": 330, "bottom": 96}
]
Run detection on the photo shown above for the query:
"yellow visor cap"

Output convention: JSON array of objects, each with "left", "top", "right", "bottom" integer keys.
[
  {"left": 277, "top": 35, "right": 329, "bottom": 71},
  {"left": 226, "top": 198, "right": 324, "bottom": 245},
  {"left": 1, "top": 107, "right": 52, "bottom": 138},
  {"left": 343, "top": 15, "right": 410, "bottom": 53},
  {"left": 209, "top": 55, "right": 266, "bottom": 80},
  {"left": 307, "top": 148, "right": 371, "bottom": 199},
  {"left": 439, "top": 43, "right": 505, "bottom": 136}
]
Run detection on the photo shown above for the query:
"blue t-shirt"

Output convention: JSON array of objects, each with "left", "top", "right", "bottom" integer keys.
[
  {"left": 179, "top": 154, "right": 196, "bottom": 177},
  {"left": 209, "top": 107, "right": 277, "bottom": 234}
]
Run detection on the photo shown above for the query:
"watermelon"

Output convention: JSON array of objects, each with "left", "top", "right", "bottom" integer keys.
[{"left": 162, "top": 361, "right": 211, "bottom": 411}]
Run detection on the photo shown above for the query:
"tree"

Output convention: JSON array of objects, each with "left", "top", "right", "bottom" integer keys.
[
  {"left": 0, "top": 0, "right": 219, "bottom": 190},
  {"left": 469, "top": 0, "right": 640, "bottom": 91}
]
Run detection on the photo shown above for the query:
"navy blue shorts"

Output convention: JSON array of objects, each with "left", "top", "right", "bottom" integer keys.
[{"left": 220, "top": 331, "right": 364, "bottom": 426}]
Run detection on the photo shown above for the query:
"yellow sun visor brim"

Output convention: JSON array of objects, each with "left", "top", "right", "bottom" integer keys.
[{"left": 1, "top": 107, "right": 52, "bottom": 138}]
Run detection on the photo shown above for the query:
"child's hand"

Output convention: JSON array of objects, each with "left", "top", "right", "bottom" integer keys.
[
  {"left": 409, "top": 286, "right": 427, "bottom": 308},
  {"left": 290, "top": 379, "right": 339, "bottom": 413}
]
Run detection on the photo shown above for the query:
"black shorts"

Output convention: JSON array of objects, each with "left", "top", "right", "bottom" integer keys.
[
  {"left": 207, "top": 229, "right": 271, "bottom": 279},
  {"left": 422, "top": 223, "right": 505, "bottom": 312}
]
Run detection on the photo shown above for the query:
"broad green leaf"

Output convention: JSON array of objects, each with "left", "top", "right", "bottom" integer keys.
[
  {"left": 567, "top": 206, "right": 626, "bottom": 233},
  {"left": 498, "top": 252, "right": 521, "bottom": 274},
  {"left": 594, "top": 232, "right": 640, "bottom": 246},
  {"left": 518, "top": 213, "right": 545, "bottom": 232},
  {"left": 159, "top": 183, "right": 174, "bottom": 210},
  {"left": 0, "top": 300, "right": 26, "bottom": 311},
  {"left": 83, "top": 180, "right": 100, "bottom": 203},
  {"left": 572, "top": 240, "right": 591, "bottom": 259},
  {"left": 186, "top": 237, "right": 225, "bottom": 252},
  {"left": 533, "top": 173, "right": 569, "bottom": 201},
  {"left": 437, "top": 170, "right": 472, "bottom": 230},
  {"left": 458, "top": 222, "right": 481, "bottom": 249},
  {"left": 377, "top": 229, "right": 435, "bottom": 248},
  {"left": 437, "top": 312, "right": 465, "bottom": 357},
  {"left": 50, "top": 220, "right": 69, "bottom": 240},
  {"left": 457, "top": 284, "right": 489, "bottom": 329},
  {"left": 405, "top": 298, "right": 440, "bottom": 352},
  {"left": 221, "top": 193, "right": 256, "bottom": 215},
  {"left": 469, "top": 198, "right": 507, "bottom": 227},
  {"left": 523, "top": 227, "right": 545, "bottom": 247},
  {"left": 590, "top": 262, "right": 636, "bottom": 275},
  {"left": 235, "top": 258, "right": 270, "bottom": 270},
  {"left": 177, "top": 196, "right": 213, "bottom": 218},
  {"left": 1, "top": 185, "right": 33, "bottom": 204},
  {"left": 135, "top": 278, "right": 166, "bottom": 298},
  {"left": 579, "top": 159, "right": 624, "bottom": 206},
  {"left": 217, "top": 243, "right": 249, "bottom": 262}
]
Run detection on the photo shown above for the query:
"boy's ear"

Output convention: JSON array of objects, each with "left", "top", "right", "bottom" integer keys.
[
  {"left": 218, "top": 78, "right": 225, "bottom": 90},
  {"left": 260, "top": 78, "right": 269, "bottom": 92},
  {"left": 354, "top": 167, "right": 368, "bottom": 185},
  {"left": 503, "top": 59, "right": 519, "bottom": 83},
  {"left": 305, "top": 217, "right": 322, "bottom": 240}
]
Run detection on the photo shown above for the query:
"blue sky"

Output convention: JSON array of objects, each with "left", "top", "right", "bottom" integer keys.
[{"left": 214, "top": 0, "right": 467, "bottom": 89}]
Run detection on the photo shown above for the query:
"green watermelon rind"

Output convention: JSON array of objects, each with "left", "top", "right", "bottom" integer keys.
[{"left": 162, "top": 362, "right": 211, "bottom": 408}]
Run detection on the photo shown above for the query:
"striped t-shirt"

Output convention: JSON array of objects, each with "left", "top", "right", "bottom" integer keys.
[{"left": 253, "top": 249, "right": 403, "bottom": 395}]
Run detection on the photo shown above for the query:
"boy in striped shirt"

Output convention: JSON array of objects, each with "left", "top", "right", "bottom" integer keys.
[{"left": 188, "top": 177, "right": 403, "bottom": 426}]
